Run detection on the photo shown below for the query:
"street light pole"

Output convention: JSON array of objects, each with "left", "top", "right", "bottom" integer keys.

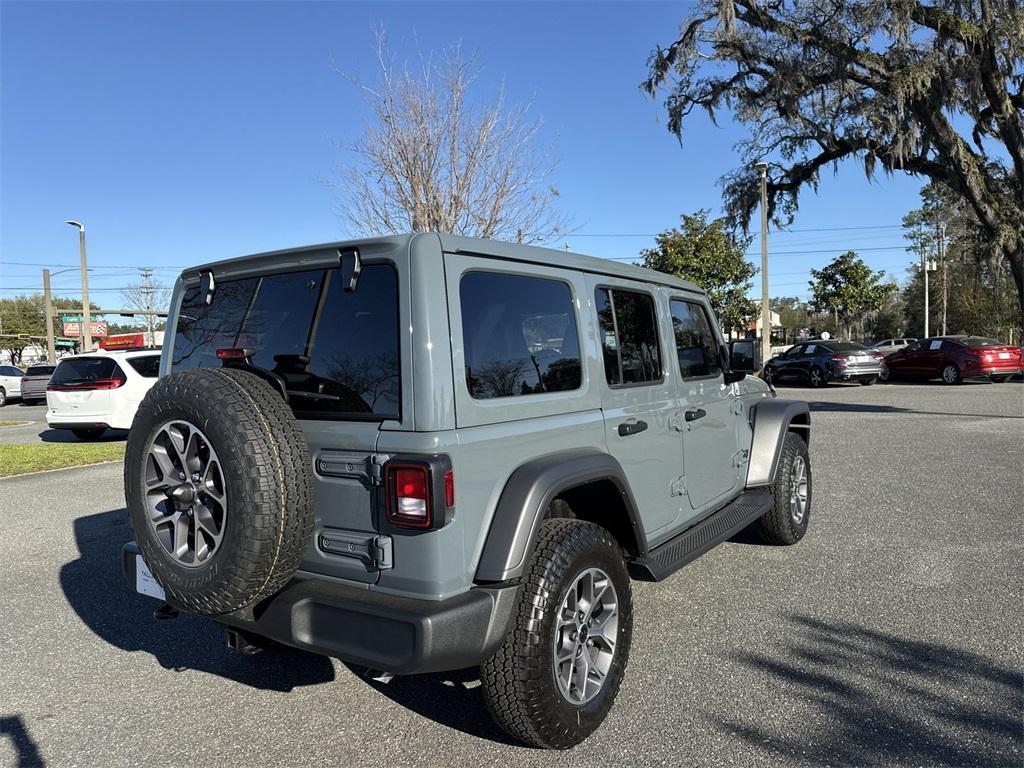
[
  {"left": 65, "top": 220, "right": 91, "bottom": 352},
  {"left": 754, "top": 162, "right": 770, "bottom": 368},
  {"left": 43, "top": 269, "right": 56, "bottom": 362}
]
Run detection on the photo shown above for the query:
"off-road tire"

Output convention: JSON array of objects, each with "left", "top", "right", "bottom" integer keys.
[
  {"left": 125, "top": 367, "right": 314, "bottom": 615},
  {"left": 808, "top": 366, "right": 827, "bottom": 388},
  {"left": 72, "top": 427, "right": 106, "bottom": 441},
  {"left": 941, "top": 363, "right": 962, "bottom": 385},
  {"left": 481, "top": 519, "right": 633, "bottom": 749},
  {"left": 757, "top": 431, "right": 811, "bottom": 545}
]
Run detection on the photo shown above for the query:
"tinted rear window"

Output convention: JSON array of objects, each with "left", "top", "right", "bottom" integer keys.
[
  {"left": 172, "top": 264, "right": 400, "bottom": 419},
  {"left": 127, "top": 355, "right": 161, "bottom": 378},
  {"left": 26, "top": 366, "right": 56, "bottom": 376},
  {"left": 459, "top": 272, "right": 582, "bottom": 399},
  {"left": 959, "top": 337, "right": 1002, "bottom": 347},
  {"left": 822, "top": 342, "right": 865, "bottom": 352},
  {"left": 596, "top": 288, "right": 662, "bottom": 385},
  {"left": 51, "top": 357, "right": 118, "bottom": 385}
]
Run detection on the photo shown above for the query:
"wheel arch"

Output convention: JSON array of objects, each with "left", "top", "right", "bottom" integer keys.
[
  {"left": 473, "top": 449, "right": 646, "bottom": 584},
  {"left": 746, "top": 399, "right": 811, "bottom": 487}
]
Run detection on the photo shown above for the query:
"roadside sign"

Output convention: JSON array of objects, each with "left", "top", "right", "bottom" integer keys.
[
  {"left": 100, "top": 333, "right": 145, "bottom": 350},
  {"left": 62, "top": 320, "right": 109, "bottom": 337}
]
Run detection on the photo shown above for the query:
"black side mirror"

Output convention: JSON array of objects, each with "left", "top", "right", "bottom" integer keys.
[{"left": 721, "top": 343, "right": 748, "bottom": 384}]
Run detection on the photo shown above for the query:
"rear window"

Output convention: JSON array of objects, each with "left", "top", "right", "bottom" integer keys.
[
  {"left": 127, "top": 355, "right": 161, "bottom": 378},
  {"left": 959, "top": 337, "right": 1002, "bottom": 347},
  {"left": 459, "top": 272, "right": 582, "bottom": 399},
  {"left": 596, "top": 288, "right": 662, "bottom": 386},
  {"left": 26, "top": 365, "right": 55, "bottom": 376},
  {"left": 172, "top": 264, "right": 400, "bottom": 419},
  {"left": 821, "top": 342, "right": 865, "bottom": 352},
  {"left": 51, "top": 357, "right": 119, "bottom": 386}
]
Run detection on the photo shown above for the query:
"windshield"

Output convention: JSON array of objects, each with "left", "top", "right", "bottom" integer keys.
[
  {"left": 172, "top": 264, "right": 400, "bottom": 419},
  {"left": 26, "top": 365, "right": 55, "bottom": 376},
  {"left": 958, "top": 337, "right": 1002, "bottom": 347},
  {"left": 51, "top": 357, "right": 119, "bottom": 385}
]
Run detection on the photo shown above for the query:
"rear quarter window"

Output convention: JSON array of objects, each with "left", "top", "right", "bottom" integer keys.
[
  {"left": 459, "top": 272, "right": 582, "bottom": 399},
  {"left": 26, "top": 366, "right": 55, "bottom": 376},
  {"left": 127, "top": 356, "right": 161, "bottom": 378}
]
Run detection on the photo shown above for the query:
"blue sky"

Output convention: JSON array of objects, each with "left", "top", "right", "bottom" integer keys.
[{"left": 1, "top": 1, "right": 924, "bottom": 305}]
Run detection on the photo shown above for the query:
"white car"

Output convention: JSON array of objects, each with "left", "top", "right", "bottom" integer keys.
[
  {"left": 46, "top": 349, "right": 161, "bottom": 440},
  {"left": 0, "top": 364, "right": 25, "bottom": 406},
  {"left": 871, "top": 337, "right": 918, "bottom": 357}
]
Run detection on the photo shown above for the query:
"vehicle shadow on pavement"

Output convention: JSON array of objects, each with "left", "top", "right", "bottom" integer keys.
[
  {"left": 345, "top": 664, "right": 522, "bottom": 746},
  {"left": 37, "top": 429, "right": 127, "bottom": 443},
  {"left": 715, "top": 614, "right": 1023, "bottom": 766},
  {"left": 59, "top": 509, "right": 335, "bottom": 692},
  {"left": 0, "top": 714, "right": 45, "bottom": 768}
]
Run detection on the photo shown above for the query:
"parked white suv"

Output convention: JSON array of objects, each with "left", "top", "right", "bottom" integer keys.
[
  {"left": 46, "top": 349, "right": 161, "bottom": 439},
  {"left": 0, "top": 364, "right": 25, "bottom": 407}
]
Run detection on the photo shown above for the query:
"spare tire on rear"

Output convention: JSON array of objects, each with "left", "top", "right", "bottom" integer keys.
[{"left": 125, "top": 367, "right": 314, "bottom": 615}]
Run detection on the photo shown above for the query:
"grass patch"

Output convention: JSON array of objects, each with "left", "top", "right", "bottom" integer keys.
[
  {"left": 0, "top": 421, "right": 30, "bottom": 428},
  {"left": 0, "top": 442, "right": 125, "bottom": 477}
]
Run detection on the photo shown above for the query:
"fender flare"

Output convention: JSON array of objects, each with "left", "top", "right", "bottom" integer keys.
[
  {"left": 474, "top": 449, "right": 646, "bottom": 583},
  {"left": 746, "top": 398, "right": 811, "bottom": 487}
]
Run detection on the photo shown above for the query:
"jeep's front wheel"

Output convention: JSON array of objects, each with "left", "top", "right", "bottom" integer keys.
[
  {"left": 481, "top": 519, "right": 633, "bottom": 749},
  {"left": 756, "top": 431, "right": 811, "bottom": 545}
]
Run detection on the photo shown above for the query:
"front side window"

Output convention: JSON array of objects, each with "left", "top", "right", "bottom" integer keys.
[
  {"left": 595, "top": 288, "right": 661, "bottom": 386},
  {"left": 460, "top": 272, "right": 582, "bottom": 400},
  {"left": 670, "top": 299, "right": 722, "bottom": 379},
  {"left": 173, "top": 264, "right": 400, "bottom": 418}
]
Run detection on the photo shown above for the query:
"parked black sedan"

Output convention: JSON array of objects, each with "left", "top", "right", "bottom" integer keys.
[{"left": 764, "top": 340, "right": 884, "bottom": 388}]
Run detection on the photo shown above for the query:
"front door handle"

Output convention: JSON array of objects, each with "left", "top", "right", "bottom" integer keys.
[
  {"left": 685, "top": 408, "right": 706, "bottom": 422},
  {"left": 617, "top": 419, "right": 648, "bottom": 437}
]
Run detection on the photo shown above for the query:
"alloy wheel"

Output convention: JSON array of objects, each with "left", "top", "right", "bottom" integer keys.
[
  {"left": 942, "top": 365, "right": 959, "bottom": 384},
  {"left": 553, "top": 567, "right": 619, "bottom": 705},
  {"left": 789, "top": 455, "right": 808, "bottom": 524},
  {"left": 144, "top": 420, "right": 227, "bottom": 568}
]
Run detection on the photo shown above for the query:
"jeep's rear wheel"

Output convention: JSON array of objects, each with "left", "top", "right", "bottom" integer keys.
[
  {"left": 480, "top": 519, "right": 633, "bottom": 749},
  {"left": 756, "top": 431, "right": 811, "bottom": 545},
  {"left": 125, "top": 367, "right": 314, "bottom": 615}
]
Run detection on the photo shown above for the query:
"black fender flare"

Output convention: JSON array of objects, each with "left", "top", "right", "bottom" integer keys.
[
  {"left": 746, "top": 398, "right": 811, "bottom": 487},
  {"left": 473, "top": 449, "right": 646, "bottom": 583}
]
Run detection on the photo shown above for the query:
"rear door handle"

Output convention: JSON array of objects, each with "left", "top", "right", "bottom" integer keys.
[
  {"left": 685, "top": 408, "right": 706, "bottom": 422},
  {"left": 617, "top": 419, "right": 648, "bottom": 437}
]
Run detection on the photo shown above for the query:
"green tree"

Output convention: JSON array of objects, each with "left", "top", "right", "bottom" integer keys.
[
  {"left": 643, "top": 0, "right": 1024, "bottom": 334},
  {"left": 808, "top": 252, "right": 894, "bottom": 340},
  {"left": 0, "top": 295, "right": 99, "bottom": 363},
  {"left": 640, "top": 210, "right": 757, "bottom": 334}
]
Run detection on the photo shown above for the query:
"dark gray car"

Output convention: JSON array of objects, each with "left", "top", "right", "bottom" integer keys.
[
  {"left": 764, "top": 340, "right": 883, "bottom": 387},
  {"left": 20, "top": 364, "right": 56, "bottom": 404}
]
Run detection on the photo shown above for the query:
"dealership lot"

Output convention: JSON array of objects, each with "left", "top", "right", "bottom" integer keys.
[{"left": 1, "top": 382, "right": 1021, "bottom": 767}]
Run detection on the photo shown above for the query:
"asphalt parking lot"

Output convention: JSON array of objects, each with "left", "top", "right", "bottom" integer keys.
[
  {"left": 1, "top": 381, "right": 1022, "bottom": 768},
  {"left": 0, "top": 403, "right": 127, "bottom": 445}
]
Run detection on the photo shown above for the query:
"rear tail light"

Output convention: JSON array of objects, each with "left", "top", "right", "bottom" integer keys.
[
  {"left": 830, "top": 355, "right": 847, "bottom": 363},
  {"left": 216, "top": 347, "right": 253, "bottom": 360},
  {"left": 48, "top": 373, "right": 126, "bottom": 391},
  {"left": 384, "top": 459, "right": 455, "bottom": 529}
]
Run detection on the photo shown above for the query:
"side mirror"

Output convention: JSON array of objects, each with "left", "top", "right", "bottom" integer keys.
[
  {"left": 720, "top": 343, "right": 747, "bottom": 384},
  {"left": 726, "top": 339, "right": 760, "bottom": 378}
]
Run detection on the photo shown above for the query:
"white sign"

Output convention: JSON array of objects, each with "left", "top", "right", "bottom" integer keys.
[
  {"left": 929, "top": 340, "right": 942, "bottom": 350},
  {"left": 135, "top": 555, "right": 166, "bottom": 600}
]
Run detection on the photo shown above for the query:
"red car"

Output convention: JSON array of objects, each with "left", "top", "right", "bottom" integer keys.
[{"left": 880, "top": 336, "right": 1023, "bottom": 384}]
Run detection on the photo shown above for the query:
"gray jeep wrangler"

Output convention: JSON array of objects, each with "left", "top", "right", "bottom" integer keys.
[{"left": 122, "top": 234, "right": 811, "bottom": 749}]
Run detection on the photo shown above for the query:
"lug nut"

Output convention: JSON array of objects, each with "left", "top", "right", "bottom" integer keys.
[{"left": 587, "top": 639, "right": 594, "bottom": 647}]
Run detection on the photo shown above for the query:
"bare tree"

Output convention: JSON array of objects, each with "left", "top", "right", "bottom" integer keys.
[
  {"left": 327, "top": 30, "right": 571, "bottom": 244},
  {"left": 121, "top": 268, "right": 171, "bottom": 344}
]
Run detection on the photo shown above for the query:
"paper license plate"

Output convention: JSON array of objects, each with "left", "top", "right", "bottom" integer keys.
[{"left": 136, "top": 555, "right": 166, "bottom": 600}]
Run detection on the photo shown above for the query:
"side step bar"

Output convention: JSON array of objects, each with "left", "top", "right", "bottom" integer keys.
[{"left": 629, "top": 491, "right": 773, "bottom": 581}]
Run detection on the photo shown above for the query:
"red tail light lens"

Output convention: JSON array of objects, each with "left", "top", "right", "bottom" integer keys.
[
  {"left": 386, "top": 464, "right": 432, "bottom": 528},
  {"left": 444, "top": 469, "right": 455, "bottom": 508},
  {"left": 216, "top": 347, "right": 252, "bottom": 360}
]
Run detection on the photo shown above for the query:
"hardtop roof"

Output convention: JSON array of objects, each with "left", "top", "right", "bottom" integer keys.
[{"left": 182, "top": 233, "right": 705, "bottom": 294}]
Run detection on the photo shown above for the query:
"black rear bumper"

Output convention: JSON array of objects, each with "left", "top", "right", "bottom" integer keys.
[{"left": 122, "top": 542, "right": 519, "bottom": 674}]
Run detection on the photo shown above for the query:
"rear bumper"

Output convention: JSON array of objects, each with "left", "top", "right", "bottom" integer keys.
[
  {"left": 829, "top": 366, "right": 882, "bottom": 380},
  {"left": 122, "top": 542, "right": 519, "bottom": 674},
  {"left": 46, "top": 419, "right": 111, "bottom": 430}
]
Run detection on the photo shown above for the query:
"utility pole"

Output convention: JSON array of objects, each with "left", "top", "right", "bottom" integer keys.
[
  {"left": 43, "top": 269, "right": 56, "bottom": 362},
  {"left": 939, "top": 223, "right": 947, "bottom": 336},
  {"left": 755, "top": 162, "right": 770, "bottom": 368},
  {"left": 65, "top": 220, "right": 91, "bottom": 352},
  {"left": 139, "top": 267, "right": 155, "bottom": 345}
]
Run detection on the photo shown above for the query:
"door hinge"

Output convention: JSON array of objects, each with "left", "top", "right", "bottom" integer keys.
[
  {"left": 668, "top": 412, "right": 686, "bottom": 432},
  {"left": 730, "top": 398, "right": 744, "bottom": 415},
  {"left": 319, "top": 530, "right": 393, "bottom": 570},
  {"left": 670, "top": 476, "right": 687, "bottom": 497},
  {"left": 732, "top": 448, "right": 750, "bottom": 467},
  {"left": 373, "top": 535, "right": 394, "bottom": 570},
  {"left": 369, "top": 454, "right": 388, "bottom": 486}
]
